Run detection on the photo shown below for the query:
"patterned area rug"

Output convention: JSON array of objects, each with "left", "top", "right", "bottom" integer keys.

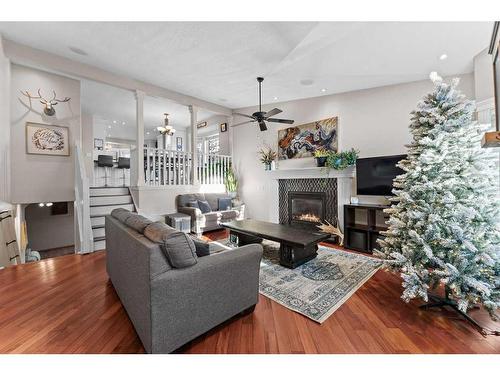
[{"left": 211, "top": 238, "right": 382, "bottom": 323}]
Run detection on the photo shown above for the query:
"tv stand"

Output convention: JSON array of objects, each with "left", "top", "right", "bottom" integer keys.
[{"left": 343, "top": 203, "right": 390, "bottom": 253}]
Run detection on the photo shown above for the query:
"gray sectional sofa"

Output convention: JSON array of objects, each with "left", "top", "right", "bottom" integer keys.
[
  {"left": 176, "top": 193, "right": 245, "bottom": 234},
  {"left": 105, "top": 208, "right": 263, "bottom": 353}
]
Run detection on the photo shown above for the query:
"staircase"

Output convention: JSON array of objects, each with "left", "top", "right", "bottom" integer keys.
[{"left": 89, "top": 187, "right": 135, "bottom": 251}]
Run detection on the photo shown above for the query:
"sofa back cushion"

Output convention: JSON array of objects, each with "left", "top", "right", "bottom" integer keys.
[
  {"left": 144, "top": 222, "right": 178, "bottom": 243},
  {"left": 162, "top": 232, "right": 198, "bottom": 268},
  {"left": 111, "top": 208, "right": 134, "bottom": 223},
  {"left": 176, "top": 193, "right": 206, "bottom": 208},
  {"left": 204, "top": 193, "right": 230, "bottom": 212},
  {"left": 197, "top": 200, "right": 212, "bottom": 213},
  {"left": 125, "top": 214, "right": 153, "bottom": 233}
]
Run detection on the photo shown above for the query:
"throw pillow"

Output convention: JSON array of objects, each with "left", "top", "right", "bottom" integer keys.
[
  {"left": 189, "top": 235, "right": 210, "bottom": 257},
  {"left": 162, "top": 232, "right": 198, "bottom": 268},
  {"left": 218, "top": 197, "right": 232, "bottom": 211},
  {"left": 197, "top": 200, "right": 212, "bottom": 213},
  {"left": 144, "top": 222, "right": 178, "bottom": 243},
  {"left": 186, "top": 201, "right": 200, "bottom": 209}
]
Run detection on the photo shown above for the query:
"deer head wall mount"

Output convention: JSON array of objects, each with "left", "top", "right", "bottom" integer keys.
[{"left": 21, "top": 89, "right": 71, "bottom": 116}]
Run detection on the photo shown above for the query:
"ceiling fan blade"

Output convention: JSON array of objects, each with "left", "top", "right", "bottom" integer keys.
[
  {"left": 267, "top": 118, "right": 295, "bottom": 124},
  {"left": 258, "top": 121, "right": 267, "bottom": 131},
  {"left": 264, "top": 108, "right": 282, "bottom": 118},
  {"left": 233, "top": 112, "right": 255, "bottom": 120},
  {"left": 231, "top": 120, "right": 255, "bottom": 127}
]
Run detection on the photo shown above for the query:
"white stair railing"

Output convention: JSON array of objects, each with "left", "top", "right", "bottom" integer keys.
[
  {"left": 74, "top": 143, "right": 93, "bottom": 254},
  {"left": 143, "top": 147, "right": 232, "bottom": 186}
]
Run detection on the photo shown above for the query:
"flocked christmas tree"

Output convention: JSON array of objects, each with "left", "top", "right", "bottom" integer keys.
[{"left": 376, "top": 76, "right": 500, "bottom": 330}]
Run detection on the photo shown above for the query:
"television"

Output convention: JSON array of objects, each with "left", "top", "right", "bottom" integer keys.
[{"left": 356, "top": 155, "right": 406, "bottom": 196}]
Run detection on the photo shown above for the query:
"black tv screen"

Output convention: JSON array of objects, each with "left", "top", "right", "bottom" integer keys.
[{"left": 356, "top": 155, "right": 406, "bottom": 196}]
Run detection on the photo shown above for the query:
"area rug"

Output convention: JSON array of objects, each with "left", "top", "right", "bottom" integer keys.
[{"left": 212, "top": 238, "right": 382, "bottom": 323}]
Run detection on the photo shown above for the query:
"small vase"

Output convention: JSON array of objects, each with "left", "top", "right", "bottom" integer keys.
[
  {"left": 316, "top": 156, "right": 327, "bottom": 167},
  {"left": 264, "top": 163, "right": 272, "bottom": 171}
]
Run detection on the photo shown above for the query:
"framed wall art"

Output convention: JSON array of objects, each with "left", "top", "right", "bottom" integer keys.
[{"left": 26, "top": 122, "right": 70, "bottom": 156}]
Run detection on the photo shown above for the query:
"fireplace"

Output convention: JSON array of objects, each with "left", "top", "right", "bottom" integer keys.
[{"left": 288, "top": 191, "right": 326, "bottom": 228}]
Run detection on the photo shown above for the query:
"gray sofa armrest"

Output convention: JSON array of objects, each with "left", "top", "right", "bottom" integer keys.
[
  {"left": 177, "top": 206, "right": 204, "bottom": 233},
  {"left": 150, "top": 244, "right": 263, "bottom": 353}
]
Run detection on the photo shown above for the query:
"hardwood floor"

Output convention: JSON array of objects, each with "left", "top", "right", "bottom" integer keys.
[{"left": 0, "top": 229, "right": 498, "bottom": 354}]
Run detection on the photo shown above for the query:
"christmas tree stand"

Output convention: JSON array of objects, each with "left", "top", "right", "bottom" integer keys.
[{"left": 420, "top": 287, "right": 500, "bottom": 337}]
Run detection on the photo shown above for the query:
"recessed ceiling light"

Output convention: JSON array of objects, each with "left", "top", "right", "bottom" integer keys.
[
  {"left": 46, "top": 202, "right": 53, "bottom": 207},
  {"left": 439, "top": 54, "right": 448, "bottom": 60},
  {"left": 273, "top": 96, "right": 278, "bottom": 101},
  {"left": 38, "top": 203, "right": 45, "bottom": 207},
  {"left": 108, "top": 125, "right": 111, "bottom": 129},
  {"left": 300, "top": 79, "right": 314, "bottom": 86},
  {"left": 112, "top": 120, "right": 117, "bottom": 124},
  {"left": 122, "top": 121, "right": 126, "bottom": 125},
  {"left": 320, "top": 88, "right": 327, "bottom": 93},
  {"left": 68, "top": 46, "right": 88, "bottom": 56},
  {"left": 146, "top": 132, "right": 150, "bottom": 135}
]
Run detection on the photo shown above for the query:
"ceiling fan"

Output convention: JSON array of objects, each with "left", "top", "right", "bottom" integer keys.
[
  {"left": 233, "top": 77, "right": 294, "bottom": 131},
  {"left": 156, "top": 113, "right": 176, "bottom": 136}
]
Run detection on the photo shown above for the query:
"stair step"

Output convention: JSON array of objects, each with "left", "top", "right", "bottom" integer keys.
[
  {"left": 92, "top": 227, "right": 105, "bottom": 238},
  {"left": 89, "top": 187, "right": 129, "bottom": 197},
  {"left": 93, "top": 239, "right": 106, "bottom": 251},
  {"left": 91, "top": 216, "right": 105, "bottom": 228},
  {"left": 90, "top": 204, "right": 134, "bottom": 217},
  {"left": 90, "top": 195, "right": 132, "bottom": 206}
]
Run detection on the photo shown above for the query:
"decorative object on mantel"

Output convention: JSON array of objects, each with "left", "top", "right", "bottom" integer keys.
[
  {"left": 317, "top": 220, "right": 344, "bottom": 246},
  {"left": 258, "top": 146, "right": 277, "bottom": 171},
  {"left": 20, "top": 89, "right": 70, "bottom": 116},
  {"left": 325, "top": 148, "right": 359, "bottom": 170},
  {"left": 277, "top": 116, "right": 338, "bottom": 160},
  {"left": 376, "top": 76, "right": 500, "bottom": 336},
  {"left": 26, "top": 122, "right": 70, "bottom": 156},
  {"left": 157, "top": 113, "right": 176, "bottom": 136},
  {"left": 313, "top": 148, "right": 330, "bottom": 167},
  {"left": 224, "top": 166, "right": 238, "bottom": 198}
]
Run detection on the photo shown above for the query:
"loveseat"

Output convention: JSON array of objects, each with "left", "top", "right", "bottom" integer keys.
[
  {"left": 106, "top": 208, "right": 262, "bottom": 353},
  {"left": 176, "top": 193, "right": 244, "bottom": 235}
]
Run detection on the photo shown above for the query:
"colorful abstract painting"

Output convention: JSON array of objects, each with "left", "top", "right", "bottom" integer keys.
[{"left": 277, "top": 117, "right": 338, "bottom": 160}]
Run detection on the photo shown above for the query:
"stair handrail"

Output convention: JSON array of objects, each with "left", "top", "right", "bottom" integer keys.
[{"left": 74, "top": 142, "right": 94, "bottom": 253}]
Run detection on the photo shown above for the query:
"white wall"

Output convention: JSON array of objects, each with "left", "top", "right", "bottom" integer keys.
[
  {"left": 473, "top": 48, "right": 495, "bottom": 103},
  {"left": 10, "top": 64, "right": 81, "bottom": 204},
  {"left": 0, "top": 36, "right": 10, "bottom": 204},
  {"left": 233, "top": 74, "right": 475, "bottom": 221}
]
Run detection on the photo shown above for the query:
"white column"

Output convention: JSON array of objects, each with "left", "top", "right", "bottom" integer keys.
[
  {"left": 189, "top": 105, "right": 199, "bottom": 185},
  {"left": 135, "top": 90, "right": 145, "bottom": 186}
]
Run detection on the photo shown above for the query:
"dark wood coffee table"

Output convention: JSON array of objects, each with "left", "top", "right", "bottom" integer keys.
[{"left": 221, "top": 219, "right": 330, "bottom": 269}]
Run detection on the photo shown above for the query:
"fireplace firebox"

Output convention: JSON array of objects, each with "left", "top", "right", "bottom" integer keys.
[{"left": 288, "top": 191, "right": 326, "bottom": 228}]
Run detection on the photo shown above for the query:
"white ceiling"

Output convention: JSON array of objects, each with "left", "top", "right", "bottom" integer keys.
[
  {"left": 0, "top": 22, "right": 493, "bottom": 109},
  {"left": 81, "top": 79, "right": 216, "bottom": 140}
]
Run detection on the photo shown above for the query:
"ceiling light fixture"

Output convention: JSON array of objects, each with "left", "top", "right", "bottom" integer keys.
[
  {"left": 46, "top": 202, "right": 53, "bottom": 207},
  {"left": 122, "top": 121, "right": 126, "bottom": 125},
  {"left": 273, "top": 96, "right": 278, "bottom": 101},
  {"left": 146, "top": 132, "right": 150, "bottom": 135},
  {"left": 38, "top": 203, "right": 45, "bottom": 207},
  {"left": 112, "top": 120, "right": 117, "bottom": 124},
  {"left": 108, "top": 125, "right": 111, "bottom": 129},
  {"left": 157, "top": 113, "right": 176, "bottom": 136},
  {"left": 320, "top": 88, "right": 327, "bottom": 93},
  {"left": 439, "top": 54, "right": 448, "bottom": 60}
]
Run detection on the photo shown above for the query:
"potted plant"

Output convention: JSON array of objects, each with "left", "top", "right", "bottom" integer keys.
[
  {"left": 326, "top": 148, "right": 359, "bottom": 170},
  {"left": 224, "top": 167, "right": 238, "bottom": 198},
  {"left": 313, "top": 149, "right": 330, "bottom": 167},
  {"left": 258, "top": 147, "right": 277, "bottom": 171}
]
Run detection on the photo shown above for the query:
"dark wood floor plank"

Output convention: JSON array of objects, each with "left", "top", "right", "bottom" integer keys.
[{"left": 0, "top": 229, "right": 498, "bottom": 354}]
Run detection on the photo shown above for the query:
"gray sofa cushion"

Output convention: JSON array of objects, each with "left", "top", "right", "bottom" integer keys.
[
  {"left": 177, "top": 193, "right": 206, "bottom": 208},
  {"left": 144, "top": 222, "right": 178, "bottom": 243},
  {"left": 162, "top": 232, "right": 198, "bottom": 268},
  {"left": 189, "top": 235, "right": 210, "bottom": 257},
  {"left": 125, "top": 214, "right": 153, "bottom": 233},
  {"left": 204, "top": 193, "right": 230, "bottom": 212},
  {"left": 187, "top": 201, "right": 200, "bottom": 209},
  {"left": 111, "top": 208, "right": 134, "bottom": 223}
]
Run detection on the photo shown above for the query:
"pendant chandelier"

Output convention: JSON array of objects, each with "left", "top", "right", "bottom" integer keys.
[{"left": 157, "top": 113, "right": 176, "bottom": 136}]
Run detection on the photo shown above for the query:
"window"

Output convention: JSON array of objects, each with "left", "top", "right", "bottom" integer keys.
[{"left": 206, "top": 134, "right": 220, "bottom": 155}]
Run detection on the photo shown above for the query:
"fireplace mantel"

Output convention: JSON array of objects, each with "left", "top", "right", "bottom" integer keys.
[{"left": 268, "top": 166, "right": 355, "bottom": 180}]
